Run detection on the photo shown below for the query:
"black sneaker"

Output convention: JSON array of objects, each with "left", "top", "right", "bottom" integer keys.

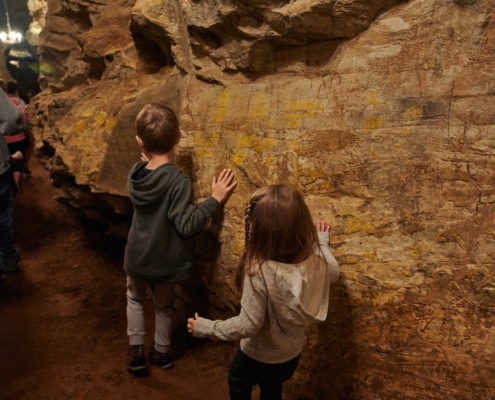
[
  {"left": 126, "top": 345, "right": 146, "bottom": 372},
  {"left": 148, "top": 348, "right": 174, "bottom": 370}
]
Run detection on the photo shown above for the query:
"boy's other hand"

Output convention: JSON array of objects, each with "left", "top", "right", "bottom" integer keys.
[
  {"left": 316, "top": 219, "right": 330, "bottom": 233},
  {"left": 212, "top": 169, "right": 237, "bottom": 203},
  {"left": 140, "top": 152, "right": 149, "bottom": 162},
  {"left": 187, "top": 313, "right": 200, "bottom": 336}
]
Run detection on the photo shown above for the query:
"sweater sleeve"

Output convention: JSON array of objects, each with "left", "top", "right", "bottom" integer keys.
[
  {"left": 193, "top": 274, "right": 268, "bottom": 341},
  {"left": 0, "top": 90, "right": 23, "bottom": 136},
  {"left": 317, "top": 232, "right": 340, "bottom": 284},
  {"left": 167, "top": 176, "right": 221, "bottom": 238}
]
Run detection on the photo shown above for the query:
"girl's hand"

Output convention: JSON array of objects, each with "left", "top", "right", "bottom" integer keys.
[
  {"left": 211, "top": 169, "right": 237, "bottom": 204},
  {"left": 187, "top": 313, "right": 200, "bottom": 336},
  {"left": 140, "top": 152, "right": 149, "bottom": 162},
  {"left": 316, "top": 219, "right": 330, "bottom": 233}
]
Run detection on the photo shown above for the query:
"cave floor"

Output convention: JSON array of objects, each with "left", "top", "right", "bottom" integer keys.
[{"left": 0, "top": 158, "right": 239, "bottom": 399}]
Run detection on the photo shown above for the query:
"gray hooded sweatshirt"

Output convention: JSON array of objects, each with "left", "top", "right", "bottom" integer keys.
[
  {"left": 193, "top": 232, "right": 340, "bottom": 364},
  {"left": 124, "top": 162, "right": 221, "bottom": 284}
]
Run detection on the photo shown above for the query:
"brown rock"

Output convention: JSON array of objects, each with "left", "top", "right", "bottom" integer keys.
[{"left": 31, "top": 0, "right": 495, "bottom": 398}]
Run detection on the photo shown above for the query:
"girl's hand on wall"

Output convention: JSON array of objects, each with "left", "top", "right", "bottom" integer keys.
[{"left": 316, "top": 219, "right": 330, "bottom": 233}]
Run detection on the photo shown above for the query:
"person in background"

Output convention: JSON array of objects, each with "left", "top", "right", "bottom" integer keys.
[
  {"left": 188, "top": 185, "right": 340, "bottom": 400},
  {"left": 124, "top": 103, "right": 237, "bottom": 372},
  {"left": 0, "top": 88, "right": 24, "bottom": 276},
  {"left": 4, "top": 81, "right": 31, "bottom": 189}
]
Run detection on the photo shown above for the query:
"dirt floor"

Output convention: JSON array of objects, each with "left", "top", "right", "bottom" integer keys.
[{"left": 0, "top": 159, "right": 242, "bottom": 400}]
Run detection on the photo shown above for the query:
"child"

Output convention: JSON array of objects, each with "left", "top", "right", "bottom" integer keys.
[
  {"left": 124, "top": 103, "right": 237, "bottom": 372},
  {"left": 187, "top": 185, "right": 340, "bottom": 400}
]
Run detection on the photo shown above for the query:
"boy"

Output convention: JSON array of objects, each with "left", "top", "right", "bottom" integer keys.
[{"left": 124, "top": 103, "right": 236, "bottom": 372}]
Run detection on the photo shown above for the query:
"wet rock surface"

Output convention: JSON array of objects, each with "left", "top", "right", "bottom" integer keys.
[{"left": 31, "top": 0, "right": 495, "bottom": 398}]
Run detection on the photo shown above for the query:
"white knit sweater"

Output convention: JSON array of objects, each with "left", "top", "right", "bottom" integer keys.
[{"left": 193, "top": 232, "right": 340, "bottom": 364}]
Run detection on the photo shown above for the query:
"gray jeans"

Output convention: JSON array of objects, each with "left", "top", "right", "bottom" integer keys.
[{"left": 126, "top": 276, "right": 175, "bottom": 353}]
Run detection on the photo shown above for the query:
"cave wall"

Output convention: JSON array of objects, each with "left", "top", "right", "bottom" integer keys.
[{"left": 31, "top": 0, "right": 495, "bottom": 399}]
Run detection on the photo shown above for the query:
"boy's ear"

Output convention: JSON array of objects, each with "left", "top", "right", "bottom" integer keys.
[
  {"left": 175, "top": 131, "right": 182, "bottom": 145},
  {"left": 135, "top": 136, "right": 144, "bottom": 148}
]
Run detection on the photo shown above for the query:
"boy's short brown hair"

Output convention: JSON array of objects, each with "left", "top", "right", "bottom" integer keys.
[{"left": 135, "top": 103, "right": 180, "bottom": 154}]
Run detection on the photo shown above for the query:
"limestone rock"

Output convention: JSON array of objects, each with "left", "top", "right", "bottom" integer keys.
[
  {"left": 31, "top": 0, "right": 495, "bottom": 398},
  {"left": 26, "top": 0, "right": 48, "bottom": 46}
]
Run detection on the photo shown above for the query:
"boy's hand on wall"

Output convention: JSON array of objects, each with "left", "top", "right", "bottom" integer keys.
[{"left": 211, "top": 169, "right": 237, "bottom": 203}]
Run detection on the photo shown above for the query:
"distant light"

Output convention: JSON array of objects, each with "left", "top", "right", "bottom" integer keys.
[{"left": 0, "top": 31, "right": 23, "bottom": 44}]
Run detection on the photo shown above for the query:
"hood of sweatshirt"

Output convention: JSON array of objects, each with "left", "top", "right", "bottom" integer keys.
[
  {"left": 128, "top": 162, "right": 182, "bottom": 207},
  {"left": 270, "top": 251, "right": 330, "bottom": 326},
  {"left": 263, "top": 232, "right": 339, "bottom": 330}
]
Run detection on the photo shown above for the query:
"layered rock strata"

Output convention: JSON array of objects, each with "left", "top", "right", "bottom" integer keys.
[{"left": 31, "top": 0, "right": 495, "bottom": 398}]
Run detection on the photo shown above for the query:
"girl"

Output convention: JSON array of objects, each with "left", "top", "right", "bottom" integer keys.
[{"left": 187, "top": 185, "right": 340, "bottom": 400}]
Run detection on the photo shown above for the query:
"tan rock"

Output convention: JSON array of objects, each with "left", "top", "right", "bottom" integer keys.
[{"left": 31, "top": 0, "right": 495, "bottom": 398}]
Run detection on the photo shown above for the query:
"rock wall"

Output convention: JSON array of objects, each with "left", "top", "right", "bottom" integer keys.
[{"left": 31, "top": 0, "right": 495, "bottom": 398}]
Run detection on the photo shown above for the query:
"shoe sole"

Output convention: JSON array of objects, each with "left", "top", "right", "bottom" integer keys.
[
  {"left": 149, "top": 359, "right": 174, "bottom": 370},
  {"left": 159, "top": 362, "right": 174, "bottom": 370},
  {"left": 127, "top": 364, "right": 147, "bottom": 372}
]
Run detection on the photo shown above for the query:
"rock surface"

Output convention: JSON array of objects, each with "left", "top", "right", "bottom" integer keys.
[{"left": 31, "top": 0, "right": 495, "bottom": 398}]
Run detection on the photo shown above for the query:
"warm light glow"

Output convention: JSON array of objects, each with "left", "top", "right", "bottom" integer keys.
[{"left": 0, "top": 30, "right": 23, "bottom": 43}]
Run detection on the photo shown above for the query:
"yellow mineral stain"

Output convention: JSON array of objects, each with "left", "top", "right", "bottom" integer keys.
[
  {"left": 253, "top": 137, "right": 277, "bottom": 153},
  {"left": 282, "top": 100, "right": 323, "bottom": 129},
  {"left": 345, "top": 255, "right": 360, "bottom": 264},
  {"left": 192, "top": 130, "right": 218, "bottom": 158},
  {"left": 81, "top": 108, "right": 96, "bottom": 118},
  {"left": 343, "top": 271, "right": 358, "bottom": 280},
  {"left": 372, "top": 128, "right": 410, "bottom": 138},
  {"left": 232, "top": 240, "right": 245, "bottom": 256},
  {"left": 362, "top": 251, "right": 377, "bottom": 261},
  {"left": 93, "top": 111, "right": 108, "bottom": 126},
  {"left": 285, "top": 100, "right": 323, "bottom": 113},
  {"left": 104, "top": 116, "right": 116, "bottom": 132},
  {"left": 368, "top": 91, "right": 379, "bottom": 107},
  {"left": 287, "top": 138, "right": 301, "bottom": 153},
  {"left": 249, "top": 92, "right": 269, "bottom": 117},
  {"left": 365, "top": 115, "right": 384, "bottom": 130},
  {"left": 236, "top": 132, "right": 254, "bottom": 148},
  {"left": 372, "top": 291, "right": 396, "bottom": 306},
  {"left": 75, "top": 119, "right": 86, "bottom": 133},
  {"left": 265, "top": 153, "right": 274, "bottom": 167},
  {"left": 210, "top": 132, "right": 220, "bottom": 146},
  {"left": 194, "top": 149, "right": 214, "bottom": 158},
  {"left": 345, "top": 218, "right": 375, "bottom": 235},
  {"left": 232, "top": 151, "right": 247, "bottom": 166},
  {"left": 405, "top": 105, "right": 423, "bottom": 120},
  {"left": 214, "top": 88, "right": 230, "bottom": 124},
  {"left": 408, "top": 242, "right": 431, "bottom": 260},
  {"left": 284, "top": 114, "right": 302, "bottom": 129}
]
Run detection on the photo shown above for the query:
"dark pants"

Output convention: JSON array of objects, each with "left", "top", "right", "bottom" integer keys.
[
  {"left": 228, "top": 349, "right": 300, "bottom": 400},
  {"left": 0, "top": 171, "right": 19, "bottom": 270}
]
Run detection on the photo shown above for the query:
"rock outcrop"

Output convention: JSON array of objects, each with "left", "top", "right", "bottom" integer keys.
[{"left": 31, "top": 0, "right": 495, "bottom": 398}]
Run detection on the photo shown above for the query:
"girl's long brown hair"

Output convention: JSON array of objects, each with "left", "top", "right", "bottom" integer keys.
[{"left": 235, "top": 185, "right": 319, "bottom": 292}]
